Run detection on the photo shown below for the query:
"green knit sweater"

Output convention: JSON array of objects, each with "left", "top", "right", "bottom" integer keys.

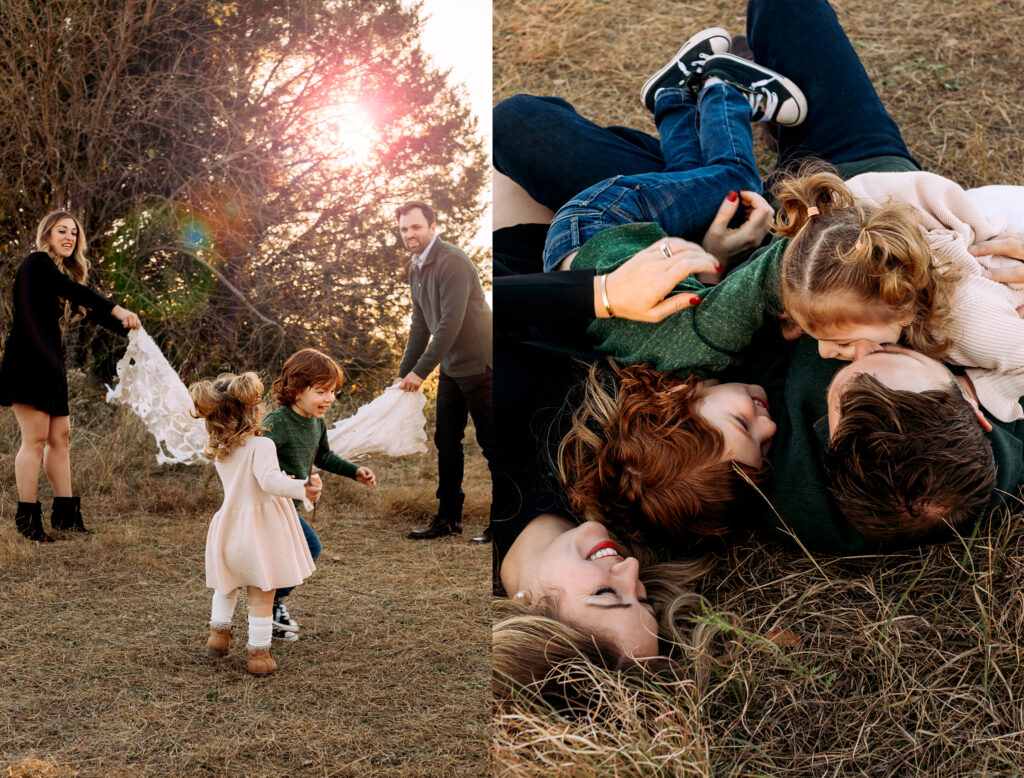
[
  {"left": 262, "top": 405, "right": 359, "bottom": 485},
  {"left": 571, "top": 223, "right": 786, "bottom": 377}
]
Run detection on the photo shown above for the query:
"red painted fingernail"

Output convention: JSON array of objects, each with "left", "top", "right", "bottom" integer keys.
[
  {"left": 715, "top": 263, "right": 723, "bottom": 273},
  {"left": 727, "top": 191, "right": 739, "bottom": 202},
  {"left": 690, "top": 296, "right": 702, "bottom": 306}
]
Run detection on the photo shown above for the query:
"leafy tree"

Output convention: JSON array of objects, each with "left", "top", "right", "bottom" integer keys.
[{"left": 0, "top": 0, "right": 487, "bottom": 394}]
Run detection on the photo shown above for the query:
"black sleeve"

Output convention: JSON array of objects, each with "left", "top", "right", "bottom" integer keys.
[
  {"left": 28, "top": 252, "right": 118, "bottom": 318},
  {"left": 493, "top": 269, "right": 596, "bottom": 331}
]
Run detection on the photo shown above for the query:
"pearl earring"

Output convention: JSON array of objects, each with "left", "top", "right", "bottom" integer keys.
[{"left": 514, "top": 591, "right": 525, "bottom": 600}]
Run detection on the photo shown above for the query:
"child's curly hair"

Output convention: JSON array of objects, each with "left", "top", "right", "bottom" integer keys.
[
  {"left": 774, "top": 162, "right": 961, "bottom": 358},
  {"left": 189, "top": 372, "right": 265, "bottom": 461},
  {"left": 272, "top": 348, "right": 344, "bottom": 406},
  {"left": 557, "top": 363, "right": 771, "bottom": 549}
]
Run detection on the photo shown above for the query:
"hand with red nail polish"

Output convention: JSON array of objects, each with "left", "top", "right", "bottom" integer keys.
[
  {"left": 593, "top": 238, "right": 719, "bottom": 322},
  {"left": 702, "top": 190, "right": 774, "bottom": 269}
]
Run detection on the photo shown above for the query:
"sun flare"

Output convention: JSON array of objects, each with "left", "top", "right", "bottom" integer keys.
[{"left": 317, "top": 99, "right": 377, "bottom": 165}]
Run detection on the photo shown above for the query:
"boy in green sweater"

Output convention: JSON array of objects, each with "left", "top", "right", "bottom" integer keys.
[{"left": 263, "top": 348, "right": 376, "bottom": 640}]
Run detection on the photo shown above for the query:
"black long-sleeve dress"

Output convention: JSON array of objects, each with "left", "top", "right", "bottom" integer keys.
[{"left": 0, "top": 251, "right": 124, "bottom": 416}]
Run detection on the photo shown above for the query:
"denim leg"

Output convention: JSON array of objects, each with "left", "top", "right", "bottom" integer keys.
[
  {"left": 435, "top": 372, "right": 468, "bottom": 520},
  {"left": 652, "top": 88, "right": 701, "bottom": 172},
  {"left": 494, "top": 95, "right": 664, "bottom": 212},
  {"left": 694, "top": 84, "right": 761, "bottom": 188},
  {"left": 601, "top": 86, "right": 760, "bottom": 242},
  {"left": 747, "top": 0, "right": 917, "bottom": 169},
  {"left": 276, "top": 516, "right": 321, "bottom": 599}
]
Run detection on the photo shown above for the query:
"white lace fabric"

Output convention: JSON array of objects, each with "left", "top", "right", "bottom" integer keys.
[
  {"left": 106, "top": 329, "right": 429, "bottom": 465},
  {"left": 105, "top": 327, "right": 210, "bottom": 465}
]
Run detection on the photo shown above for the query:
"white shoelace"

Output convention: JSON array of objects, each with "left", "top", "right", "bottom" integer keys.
[
  {"left": 678, "top": 51, "right": 712, "bottom": 77},
  {"left": 746, "top": 78, "right": 780, "bottom": 122}
]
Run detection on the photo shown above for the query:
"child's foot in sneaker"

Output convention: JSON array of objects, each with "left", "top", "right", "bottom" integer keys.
[
  {"left": 697, "top": 53, "right": 808, "bottom": 126},
  {"left": 272, "top": 599, "right": 299, "bottom": 633},
  {"left": 641, "top": 27, "right": 731, "bottom": 112},
  {"left": 273, "top": 627, "right": 299, "bottom": 642}
]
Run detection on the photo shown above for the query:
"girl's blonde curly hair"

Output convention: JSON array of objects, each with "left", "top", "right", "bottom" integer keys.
[
  {"left": 774, "top": 162, "right": 960, "bottom": 358},
  {"left": 188, "top": 372, "right": 265, "bottom": 461}
]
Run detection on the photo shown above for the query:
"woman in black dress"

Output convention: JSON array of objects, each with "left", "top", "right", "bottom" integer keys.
[{"left": 0, "top": 211, "right": 141, "bottom": 542}]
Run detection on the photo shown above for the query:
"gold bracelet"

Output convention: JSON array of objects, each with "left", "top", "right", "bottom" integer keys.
[{"left": 600, "top": 273, "right": 615, "bottom": 318}]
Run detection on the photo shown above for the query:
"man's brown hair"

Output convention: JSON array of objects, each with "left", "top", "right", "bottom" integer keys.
[
  {"left": 557, "top": 363, "right": 771, "bottom": 550},
  {"left": 395, "top": 200, "right": 435, "bottom": 226},
  {"left": 825, "top": 372, "right": 995, "bottom": 543},
  {"left": 272, "top": 348, "right": 344, "bottom": 406}
]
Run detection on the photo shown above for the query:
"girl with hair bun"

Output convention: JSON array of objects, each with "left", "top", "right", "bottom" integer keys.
[
  {"left": 777, "top": 166, "right": 1024, "bottom": 422},
  {"left": 189, "top": 371, "right": 321, "bottom": 677}
]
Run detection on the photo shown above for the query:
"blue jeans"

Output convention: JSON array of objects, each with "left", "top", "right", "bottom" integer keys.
[
  {"left": 494, "top": 0, "right": 917, "bottom": 213},
  {"left": 542, "top": 84, "right": 760, "bottom": 270},
  {"left": 276, "top": 515, "right": 321, "bottom": 599}
]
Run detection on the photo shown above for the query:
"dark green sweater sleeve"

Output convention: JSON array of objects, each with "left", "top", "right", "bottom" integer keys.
[
  {"left": 570, "top": 224, "right": 787, "bottom": 376},
  {"left": 314, "top": 419, "right": 359, "bottom": 479},
  {"left": 263, "top": 407, "right": 357, "bottom": 481}
]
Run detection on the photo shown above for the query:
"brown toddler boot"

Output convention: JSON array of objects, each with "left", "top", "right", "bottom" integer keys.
[
  {"left": 247, "top": 647, "right": 277, "bottom": 676},
  {"left": 206, "top": 626, "right": 231, "bottom": 658}
]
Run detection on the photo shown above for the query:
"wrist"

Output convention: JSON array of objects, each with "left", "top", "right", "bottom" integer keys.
[{"left": 593, "top": 274, "right": 615, "bottom": 318}]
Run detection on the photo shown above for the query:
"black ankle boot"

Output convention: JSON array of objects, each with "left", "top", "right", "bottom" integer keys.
[
  {"left": 16, "top": 501, "right": 55, "bottom": 543},
  {"left": 51, "top": 496, "right": 91, "bottom": 533}
]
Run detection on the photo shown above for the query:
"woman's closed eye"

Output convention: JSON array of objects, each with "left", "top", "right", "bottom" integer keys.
[{"left": 594, "top": 586, "right": 653, "bottom": 608}]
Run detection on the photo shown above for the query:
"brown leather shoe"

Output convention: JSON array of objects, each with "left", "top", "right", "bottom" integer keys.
[
  {"left": 206, "top": 626, "right": 231, "bottom": 658},
  {"left": 247, "top": 647, "right": 277, "bottom": 676},
  {"left": 730, "top": 34, "right": 754, "bottom": 61},
  {"left": 469, "top": 525, "right": 492, "bottom": 545},
  {"left": 406, "top": 516, "right": 462, "bottom": 540}
]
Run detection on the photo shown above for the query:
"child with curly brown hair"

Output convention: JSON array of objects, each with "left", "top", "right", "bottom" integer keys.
[
  {"left": 190, "top": 372, "right": 321, "bottom": 676},
  {"left": 262, "top": 349, "right": 376, "bottom": 640}
]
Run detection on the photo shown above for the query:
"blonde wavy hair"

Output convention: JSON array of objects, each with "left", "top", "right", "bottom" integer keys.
[
  {"left": 773, "top": 162, "right": 960, "bottom": 358},
  {"left": 493, "top": 555, "right": 727, "bottom": 712},
  {"left": 188, "top": 372, "right": 266, "bottom": 461},
  {"left": 36, "top": 211, "right": 91, "bottom": 327}
]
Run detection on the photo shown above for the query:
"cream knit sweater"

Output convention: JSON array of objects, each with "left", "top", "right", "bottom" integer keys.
[
  {"left": 847, "top": 171, "right": 1024, "bottom": 422},
  {"left": 205, "top": 435, "right": 316, "bottom": 596}
]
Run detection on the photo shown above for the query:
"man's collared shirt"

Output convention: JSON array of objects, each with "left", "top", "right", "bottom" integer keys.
[{"left": 412, "top": 235, "right": 438, "bottom": 268}]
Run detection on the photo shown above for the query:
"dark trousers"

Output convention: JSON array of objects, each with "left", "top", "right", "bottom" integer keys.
[
  {"left": 435, "top": 369, "right": 495, "bottom": 523},
  {"left": 493, "top": 0, "right": 917, "bottom": 213}
]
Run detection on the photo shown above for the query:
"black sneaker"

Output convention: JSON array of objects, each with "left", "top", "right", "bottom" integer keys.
[
  {"left": 640, "top": 27, "right": 731, "bottom": 112},
  {"left": 273, "top": 627, "right": 298, "bottom": 642},
  {"left": 272, "top": 599, "right": 299, "bottom": 633},
  {"left": 696, "top": 53, "right": 808, "bottom": 126}
]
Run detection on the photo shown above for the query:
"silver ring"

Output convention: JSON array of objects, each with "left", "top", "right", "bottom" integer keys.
[{"left": 659, "top": 242, "right": 672, "bottom": 259}]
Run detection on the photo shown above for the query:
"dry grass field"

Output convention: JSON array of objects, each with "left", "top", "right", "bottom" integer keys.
[
  {"left": 0, "top": 377, "right": 490, "bottom": 777},
  {"left": 494, "top": 0, "right": 1024, "bottom": 774}
]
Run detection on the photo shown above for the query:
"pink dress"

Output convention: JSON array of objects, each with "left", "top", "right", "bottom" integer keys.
[{"left": 205, "top": 435, "right": 315, "bottom": 595}]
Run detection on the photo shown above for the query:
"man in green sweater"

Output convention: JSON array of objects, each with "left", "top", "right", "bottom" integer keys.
[
  {"left": 395, "top": 201, "right": 495, "bottom": 544},
  {"left": 264, "top": 349, "right": 376, "bottom": 640}
]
